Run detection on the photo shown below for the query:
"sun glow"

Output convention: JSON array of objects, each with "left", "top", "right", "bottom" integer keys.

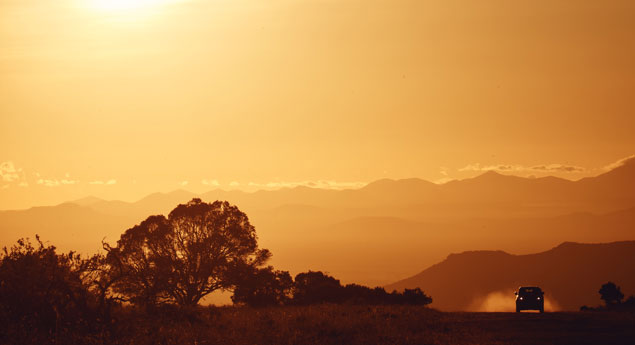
[{"left": 88, "top": 0, "right": 175, "bottom": 13}]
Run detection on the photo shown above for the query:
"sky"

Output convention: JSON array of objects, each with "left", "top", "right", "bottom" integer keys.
[{"left": 1, "top": 0, "right": 634, "bottom": 210}]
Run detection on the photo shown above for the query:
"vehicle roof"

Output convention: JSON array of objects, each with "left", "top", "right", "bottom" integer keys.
[{"left": 518, "top": 286, "right": 542, "bottom": 291}]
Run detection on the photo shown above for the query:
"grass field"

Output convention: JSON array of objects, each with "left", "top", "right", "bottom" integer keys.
[{"left": 75, "top": 305, "right": 634, "bottom": 345}]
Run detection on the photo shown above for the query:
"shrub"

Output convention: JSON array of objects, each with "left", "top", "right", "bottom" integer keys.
[{"left": 0, "top": 236, "right": 105, "bottom": 343}]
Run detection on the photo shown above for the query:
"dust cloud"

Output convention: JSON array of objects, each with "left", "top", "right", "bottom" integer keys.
[{"left": 468, "top": 290, "right": 561, "bottom": 312}]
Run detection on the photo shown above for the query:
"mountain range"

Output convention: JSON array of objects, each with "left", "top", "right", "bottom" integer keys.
[{"left": 1, "top": 157, "right": 634, "bottom": 294}]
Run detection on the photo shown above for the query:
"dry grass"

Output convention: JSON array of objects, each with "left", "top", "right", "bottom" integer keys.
[
  {"left": 100, "top": 305, "right": 635, "bottom": 345},
  {"left": 6, "top": 305, "right": 635, "bottom": 345}
]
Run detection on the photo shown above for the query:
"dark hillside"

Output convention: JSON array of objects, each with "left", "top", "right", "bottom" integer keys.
[{"left": 387, "top": 241, "right": 635, "bottom": 311}]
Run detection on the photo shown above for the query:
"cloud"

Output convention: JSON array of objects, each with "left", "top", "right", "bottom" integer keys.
[
  {"left": 89, "top": 179, "right": 117, "bottom": 185},
  {"left": 247, "top": 180, "right": 366, "bottom": 190},
  {"left": 36, "top": 173, "right": 79, "bottom": 187},
  {"left": 37, "top": 179, "right": 60, "bottom": 187},
  {"left": 603, "top": 154, "right": 635, "bottom": 171},
  {"left": 529, "top": 164, "right": 585, "bottom": 173},
  {"left": 459, "top": 163, "right": 585, "bottom": 174},
  {"left": 0, "top": 161, "right": 20, "bottom": 182},
  {"left": 180, "top": 180, "right": 189, "bottom": 186},
  {"left": 1, "top": 165, "right": 82, "bottom": 188},
  {"left": 459, "top": 164, "right": 525, "bottom": 172},
  {"left": 229, "top": 181, "right": 240, "bottom": 187},
  {"left": 201, "top": 179, "right": 220, "bottom": 186},
  {"left": 434, "top": 177, "right": 455, "bottom": 184},
  {"left": 1, "top": 162, "right": 29, "bottom": 187}
]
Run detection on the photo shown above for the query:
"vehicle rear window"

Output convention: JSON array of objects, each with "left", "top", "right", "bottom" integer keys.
[{"left": 520, "top": 287, "right": 541, "bottom": 294}]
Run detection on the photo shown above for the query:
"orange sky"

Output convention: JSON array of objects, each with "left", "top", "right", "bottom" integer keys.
[{"left": 1, "top": 0, "right": 634, "bottom": 210}]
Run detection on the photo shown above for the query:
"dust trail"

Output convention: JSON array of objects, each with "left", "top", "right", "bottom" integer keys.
[{"left": 468, "top": 290, "right": 561, "bottom": 312}]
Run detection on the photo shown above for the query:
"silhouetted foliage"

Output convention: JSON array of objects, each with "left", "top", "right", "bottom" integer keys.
[
  {"left": 104, "top": 199, "right": 271, "bottom": 307},
  {"left": 231, "top": 266, "right": 293, "bottom": 307},
  {"left": 1, "top": 202, "right": 438, "bottom": 344},
  {"left": 342, "top": 284, "right": 390, "bottom": 304},
  {"left": 623, "top": 296, "right": 635, "bottom": 310},
  {"left": 0, "top": 236, "right": 108, "bottom": 344},
  {"left": 581, "top": 282, "right": 635, "bottom": 312},
  {"left": 293, "top": 271, "right": 346, "bottom": 305},
  {"left": 289, "top": 271, "right": 432, "bottom": 306},
  {"left": 599, "top": 281, "right": 624, "bottom": 307},
  {"left": 401, "top": 287, "right": 434, "bottom": 305}
]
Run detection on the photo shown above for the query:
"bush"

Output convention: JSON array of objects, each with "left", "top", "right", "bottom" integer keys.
[
  {"left": 289, "top": 271, "right": 432, "bottom": 307},
  {"left": 232, "top": 266, "right": 293, "bottom": 307},
  {"left": 599, "top": 282, "right": 625, "bottom": 307},
  {"left": 0, "top": 236, "right": 106, "bottom": 343},
  {"left": 293, "top": 271, "right": 345, "bottom": 305}
]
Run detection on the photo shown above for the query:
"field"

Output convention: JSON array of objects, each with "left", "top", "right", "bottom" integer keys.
[{"left": 22, "top": 305, "right": 632, "bottom": 345}]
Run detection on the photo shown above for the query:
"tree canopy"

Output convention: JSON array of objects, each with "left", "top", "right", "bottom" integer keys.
[
  {"left": 293, "top": 271, "right": 345, "bottom": 305},
  {"left": 231, "top": 266, "right": 293, "bottom": 307},
  {"left": 599, "top": 281, "right": 624, "bottom": 306},
  {"left": 104, "top": 198, "right": 270, "bottom": 307},
  {"left": 232, "top": 269, "right": 433, "bottom": 307}
]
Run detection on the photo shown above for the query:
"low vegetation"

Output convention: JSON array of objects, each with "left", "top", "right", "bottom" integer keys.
[
  {"left": 0, "top": 199, "right": 432, "bottom": 344},
  {"left": 580, "top": 281, "right": 635, "bottom": 312},
  {"left": 1, "top": 199, "right": 633, "bottom": 344},
  {"left": 3, "top": 303, "right": 635, "bottom": 345}
]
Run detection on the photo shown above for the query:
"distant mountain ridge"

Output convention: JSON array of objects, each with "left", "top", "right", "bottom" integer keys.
[
  {"left": 5, "top": 155, "right": 635, "bottom": 216},
  {"left": 1, "top": 156, "right": 634, "bottom": 289},
  {"left": 42, "top": 155, "right": 635, "bottom": 218},
  {"left": 386, "top": 241, "right": 635, "bottom": 311}
]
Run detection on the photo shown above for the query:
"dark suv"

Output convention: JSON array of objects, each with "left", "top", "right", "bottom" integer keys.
[{"left": 515, "top": 286, "right": 544, "bottom": 313}]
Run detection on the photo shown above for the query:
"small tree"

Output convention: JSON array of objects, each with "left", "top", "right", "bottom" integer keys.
[
  {"left": 104, "top": 199, "right": 270, "bottom": 307},
  {"left": 401, "top": 288, "right": 433, "bottom": 306},
  {"left": 599, "top": 281, "right": 624, "bottom": 307},
  {"left": 292, "top": 271, "right": 343, "bottom": 305},
  {"left": 231, "top": 266, "right": 293, "bottom": 307}
]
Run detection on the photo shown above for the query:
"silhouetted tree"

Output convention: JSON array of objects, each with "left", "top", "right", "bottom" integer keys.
[
  {"left": 0, "top": 236, "right": 104, "bottom": 342},
  {"left": 293, "top": 271, "right": 344, "bottom": 305},
  {"left": 599, "top": 282, "right": 624, "bottom": 307},
  {"left": 342, "top": 284, "right": 386, "bottom": 304},
  {"left": 104, "top": 199, "right": 270, "bottom": 307},
  {"left": 231, "top": 266, "right": 293, "bottom": 307},
  {"left": 289, "top": 271, "right": 433, "bottom": 306},
  {"left": 81, "top": 250, "right": 121, "bottom": 323},
  {"left": 401, "top": 288, "right": 433, "bottom": 306}
]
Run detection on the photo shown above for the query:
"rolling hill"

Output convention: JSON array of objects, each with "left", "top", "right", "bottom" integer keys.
[{"left": 386, "top": 241, "right": 635, "bottom": 311}]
